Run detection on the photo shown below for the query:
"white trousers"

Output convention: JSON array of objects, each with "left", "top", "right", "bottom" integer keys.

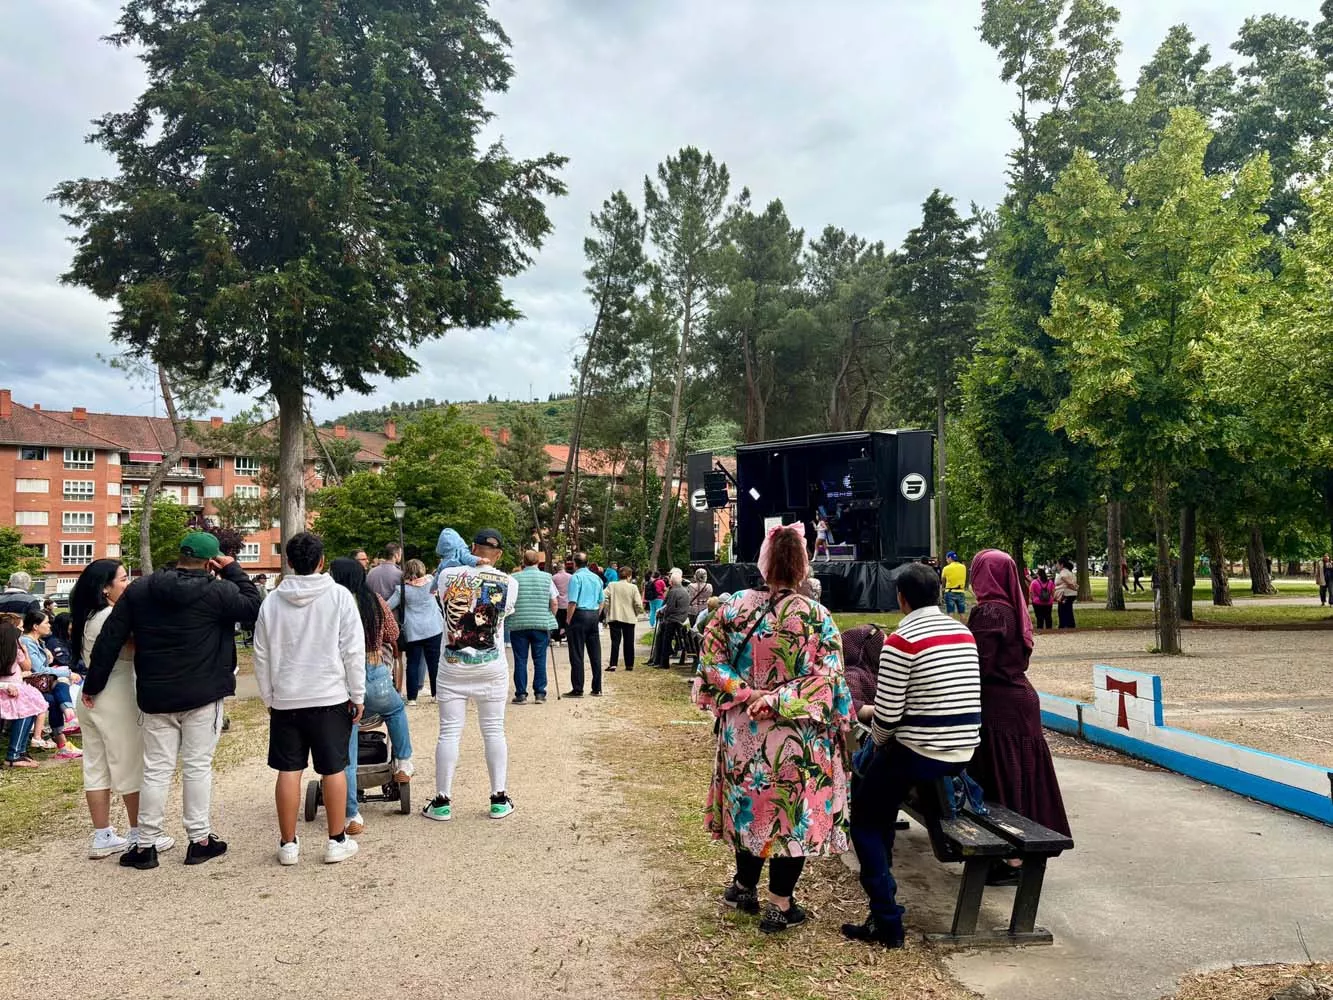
[
  {"left": 139, "top": 699, "right": 224, "bottom": 842},
  {"left": 434, "top": 658, "right": 508, "bottom": 798}
]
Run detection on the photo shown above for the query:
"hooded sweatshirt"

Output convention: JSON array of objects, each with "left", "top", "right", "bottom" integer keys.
[
  {"left": 252, "top": 573, "right": 367, "bottom": 711},
  {"left": 435, "top": 528, "right": 481, "bottom": 572},
  {"left": 86, "top": 562, "right": 261, "bottom": 714}
]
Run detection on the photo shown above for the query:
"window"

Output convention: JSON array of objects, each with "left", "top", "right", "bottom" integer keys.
[
  {"left": 272, "top": 543, "right": 283, "bottom": 556},
  {"left": 16, "top": 479, "right": 48, "bottom": 493},
  {"left": 234, "top": 457, "right": 260, "bottom": 476},
  {"left": 15, "top": 511, "right": 48, "bottom": 526},
  {"left": 62, "top": 512, "right": 95, "bottom": 534},
  {"left": 106, "top": 452, "right": 120, "bottom": 466},
  {"left": 19, "top": 446, "right": 47, "bottom": 461},
  {"left": 204, "top": 485, "right": 224, "bottom": 499},
  {"left": 105, "top": 543, "right": 121, "bottom": 558},
  {"left": 61, "top": 543, "right": 94, "bottom": 566},
  {"left": 106, "top": 512, "right": 119, "bottom": 527},
  {"left": 26, "top": 544, "right": 48, "bottom": 559},
  {"left": 239, "top": 543, "right": 261, "bottom": 564},
  {"left": 106, "top": 482, "right": 121, "bottom": 497},
  {"left": 233, "top": 485, "right": 261, "bottom": 500},
  {"left": 63, "top": 448, "right": 95, "bottom": 470},
  {"left": 63, "top": 480, "right": 95, "bottom": 501}
]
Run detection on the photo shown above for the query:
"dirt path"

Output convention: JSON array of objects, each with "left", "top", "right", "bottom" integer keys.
[{"left": 0, "top": 645, "right": 654, "bottom": 999}]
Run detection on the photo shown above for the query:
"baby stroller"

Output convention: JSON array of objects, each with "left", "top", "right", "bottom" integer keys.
[{"left": 303, "top": 714, "right": 410, "bottom": 821}]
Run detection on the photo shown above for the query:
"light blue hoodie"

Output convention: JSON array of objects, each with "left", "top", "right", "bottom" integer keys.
[{"left": 435, "top": 528, "right": 480, "bottom": 571}]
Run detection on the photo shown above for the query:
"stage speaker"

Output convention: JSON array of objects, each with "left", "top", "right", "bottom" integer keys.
[
  {"left": 703, "top": 470, "right": 730, "bottom": 509},
  {"left": 687, "top": 452, "right": 716, "bottom": 564},
  {"left": 849, "top": 457, "right": 876, "bottom": 498}
]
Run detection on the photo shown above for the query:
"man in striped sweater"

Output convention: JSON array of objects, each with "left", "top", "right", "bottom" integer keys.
[{"left": 842, "top": 562, "right": 981, "bottom": 948}]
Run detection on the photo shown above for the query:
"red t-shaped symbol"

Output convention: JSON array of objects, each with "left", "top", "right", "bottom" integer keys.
[{"left": 1106, "top": 676, "right": 1139, "bottom": 729}]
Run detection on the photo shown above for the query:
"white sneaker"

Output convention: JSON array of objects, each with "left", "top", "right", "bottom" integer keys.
[
  {"left": 89, "top": 828, "right": 129, "bottom": 859},
  {"left": 128, "top": 828, "right": 176, "bottom": 853},
  {"left": 324, "top": 836, "right": 359, "bottom": 864},
  {"left": 407, "top": 699, "right": 418, "bottom": 707},
  {"left": 278, "top": 838, "right": 300, "bottom": 866}
]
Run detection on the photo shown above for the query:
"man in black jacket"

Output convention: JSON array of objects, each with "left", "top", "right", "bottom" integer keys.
[{"left": 85, "top": 531, "right": 261, "bottom": 870}]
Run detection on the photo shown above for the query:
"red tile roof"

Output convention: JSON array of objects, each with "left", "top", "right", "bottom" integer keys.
[{"left": 1, "top": 394, "right": 389, "bottom": 465}]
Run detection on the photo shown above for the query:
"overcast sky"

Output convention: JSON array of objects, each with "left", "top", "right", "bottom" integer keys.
[{"left": 0, "top": 0, "right": 1319, "bottom": 421}]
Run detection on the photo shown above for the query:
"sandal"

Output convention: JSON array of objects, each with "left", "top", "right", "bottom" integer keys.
[{"left": 4, "top": 758, "right": 39, "bottom": 769}]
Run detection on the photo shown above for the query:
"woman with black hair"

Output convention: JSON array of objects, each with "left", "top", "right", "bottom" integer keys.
[
  {"left": 21, "top": 610, "right": 80, "bottom": 759},
  {"left": 70, "top": 559, "right": 171, "bottom": 858},
  {"left": 328, "top": 557, "right": 411, "bottom": 837}
]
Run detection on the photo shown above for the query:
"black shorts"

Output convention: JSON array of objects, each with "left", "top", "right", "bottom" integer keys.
[{"left": 268, "top": 703, "right": 354, "bottom": 775}]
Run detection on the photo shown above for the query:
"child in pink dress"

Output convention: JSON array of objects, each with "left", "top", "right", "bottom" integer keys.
[{"left": 1, "top": 622, "right": 48, "bottom": 768}]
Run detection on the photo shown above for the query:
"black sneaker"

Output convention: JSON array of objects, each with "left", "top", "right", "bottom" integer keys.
[
  {"left": 722, "top": 881, "right": 759, "bottom": 914},
  {"left": 119, "top": 845, "right": 158, "bottom": 870},
  {"left": 534, "top": 693, "right": 547, "bottom": 704},
  {"left": 840, "top": 915, "right": 905, "bottom": 948},
  {"left": 512, "top": 694, "right": 528, "bottom": 705},
  {"left": 184, "top": 833, "right": 227, "bottom": 866},
  {"left": 564, "top": 691, "right": 583, "bottom": 698},
  {"left": 759, "top": 899, "right": 808, "bottom": 933},
  {"left": 590, "top": 690, "right": 603, "bottom": 697},
  {"left": 606, "top": 665, "right": 617, "bottom": 672}
]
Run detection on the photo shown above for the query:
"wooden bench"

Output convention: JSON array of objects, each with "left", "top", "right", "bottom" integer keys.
[
  {"left": 899, "top": 776, "right": 1073, "bottom": 947},
  {"left": 854, "top": 724, "right": 1073, "bottom": 947}
]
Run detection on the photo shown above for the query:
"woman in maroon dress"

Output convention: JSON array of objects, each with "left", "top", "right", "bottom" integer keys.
[{"left": 967, "top": 549, "right": 1070, "bottom": 884}]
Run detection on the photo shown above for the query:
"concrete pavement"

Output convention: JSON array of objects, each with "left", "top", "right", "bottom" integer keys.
[{"left": 882, "top": 757, "right": 1333, "bottom": 1000}]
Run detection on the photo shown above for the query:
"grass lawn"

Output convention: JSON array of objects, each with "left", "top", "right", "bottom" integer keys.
[
  {"left": 1083, "top": 576, "right": 1319, "bottom": 602},
  {"left": 833, "top": 602, "right": 1333, "bottom": 634},
  {"left": 600, "top": 667, "right": 974, "bottom": 1000},
  {"left": 0, "top": 695, "right": 269, "bottom": 851}
]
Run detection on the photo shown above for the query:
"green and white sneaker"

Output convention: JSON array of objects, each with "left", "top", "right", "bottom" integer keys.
[
  {"left": 421, "top": 795, "right": 452, "bottom": 822},
  {"left": 489, "top": 792, "right": 515, "bottom": 820}
]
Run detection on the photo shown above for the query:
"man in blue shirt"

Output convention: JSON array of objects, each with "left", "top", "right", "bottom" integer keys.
[{"left": 564, "top": 552, "right": 605, "bottom": 697}]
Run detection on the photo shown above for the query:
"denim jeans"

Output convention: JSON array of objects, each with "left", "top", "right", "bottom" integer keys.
[
  {"left": 849, "top": 740, "right": 961, "bottom": 925},
  {"left": 345, "top": 662, "right": 413, "bottom": 817},
  {"left": 5, "top": 715, "right": 36, "bottom": 761},
  {"left": 509, "top": 629, "right": 549, "bottom": 699},
  {"left": 944, "top": 592, "right": 966, "bottom": 615},
  {"left": 404, "top": 633, "right": 442, "bottom": 700}
]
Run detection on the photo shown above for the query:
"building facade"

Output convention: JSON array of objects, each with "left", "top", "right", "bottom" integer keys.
[{"left": 0, "top": 389, "right": 390, "bottom": 591}]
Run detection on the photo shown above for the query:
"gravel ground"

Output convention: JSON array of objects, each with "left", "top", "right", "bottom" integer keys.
[
  {"left": 0, "top": 643, "right": 654, "bottom": 999},
  {"left": 1028, "top": 630, "right": 1333, "bottom": 766}
]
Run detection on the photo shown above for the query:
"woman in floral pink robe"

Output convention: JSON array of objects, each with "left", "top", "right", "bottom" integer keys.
[{"left": 693, "top": 523, "right": 853, "bottom": 933}]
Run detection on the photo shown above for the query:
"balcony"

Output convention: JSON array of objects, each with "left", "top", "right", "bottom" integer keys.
[
  {"left": 121, "top": 494, "right": 205, "bottom": 512},
  {"left": 120, "top": 462, "right": 206, "bottom": 482}
]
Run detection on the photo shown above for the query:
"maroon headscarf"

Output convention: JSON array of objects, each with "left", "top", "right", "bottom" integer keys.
[{"left": 970, "top": 548, "right": 1034, "bottom": 651}]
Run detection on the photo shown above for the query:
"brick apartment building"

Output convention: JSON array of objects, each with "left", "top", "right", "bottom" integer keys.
[{"left": 0, "top": 388, "right": 393, "bottom": 592}]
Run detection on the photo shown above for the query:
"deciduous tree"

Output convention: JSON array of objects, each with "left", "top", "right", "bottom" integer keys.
[{"left": 54, "top": 0, "right": 564, "bottom": 569}]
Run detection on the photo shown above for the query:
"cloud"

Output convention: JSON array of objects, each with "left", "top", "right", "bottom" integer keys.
[{"left": 0, "top": 0, "right": 1317, "bottom": 420}]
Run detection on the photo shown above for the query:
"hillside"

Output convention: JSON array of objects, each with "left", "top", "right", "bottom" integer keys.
[{"left": 325, "top": 396, "right": 577, "bottom": 443}]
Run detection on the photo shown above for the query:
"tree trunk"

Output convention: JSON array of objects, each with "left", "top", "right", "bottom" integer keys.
[
  {"left": 1246, "top": 523, "right": 1276, "bottom": 595},
  {"left": 1179, "top": 503, "right": 1197, "bottom": 622},
  {"left": 1205, "top": 522, "right": 1232, "bottom": 606},
  {"left": 935, "top": 382, "right": 949, "bottom": 556},
  {"left": 1010, "top": 534, "right": 1025, "bottom": 580},
  {"left": 1105, "top": 498, "right": 1126, "bottom": 611},
  {"left": 1324, "top": 469, "right": 1333, "bottom": 555},
  {"left": 138, "top": 368, "right": 187, "bottom": 574},
  {"left": 1152, "top": 472, "right": 1181, "bottom": 654},
  {"left": 741, "top": 327, "right": 760, "bottom": 443},
  {"left": 651, "top": 290, "right": 694, "bottom": 569},
  {"left": 276, "top": 379, "right": 307, "bottom": 575},
  {"left": 1074, "top": 513, "right": 1092, "bottom": 602}
]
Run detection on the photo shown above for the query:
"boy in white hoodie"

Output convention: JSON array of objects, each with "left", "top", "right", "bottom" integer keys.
[{"left": 253, "top": 532, "right": 366, "bottom": 865}]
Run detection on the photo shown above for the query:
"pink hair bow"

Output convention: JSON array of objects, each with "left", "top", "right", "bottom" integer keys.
[{"left": 767, "top": 521, "right": 805, "bottom": 541}]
